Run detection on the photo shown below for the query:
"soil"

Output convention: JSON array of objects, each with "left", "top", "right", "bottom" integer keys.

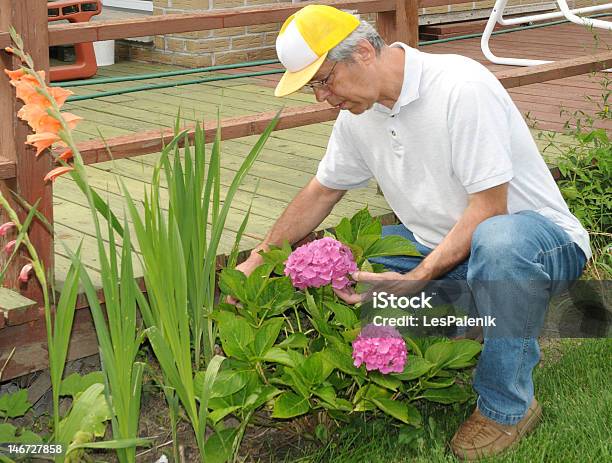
[{"left": 1, "top": 336, "right": 571, "bottom": 462}]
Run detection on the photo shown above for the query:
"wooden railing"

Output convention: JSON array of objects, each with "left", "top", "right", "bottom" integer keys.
[{"left": 1, "top": 0, "right": 611, "bottom": 305}]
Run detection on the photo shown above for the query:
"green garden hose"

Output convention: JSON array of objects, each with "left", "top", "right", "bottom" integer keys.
[
  {"left": 59, "top": 12, "right": 611, "bottom": 102},
  {"left": 52, "top": 58, "right": 281, "bottom": 87}
]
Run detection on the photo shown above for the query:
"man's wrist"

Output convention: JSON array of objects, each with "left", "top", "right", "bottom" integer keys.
[{"left": 407, "top": 263, "right": 436, "bottom": 281}]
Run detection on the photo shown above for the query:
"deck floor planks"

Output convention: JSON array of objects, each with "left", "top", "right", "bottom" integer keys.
[{"left": 53, "top": 19, "right": 610, "bottom": 289}]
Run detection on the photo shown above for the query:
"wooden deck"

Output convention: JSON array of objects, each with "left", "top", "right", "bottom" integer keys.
[{"left": 55, "top": 18, "right": 611, "bottom": 291}]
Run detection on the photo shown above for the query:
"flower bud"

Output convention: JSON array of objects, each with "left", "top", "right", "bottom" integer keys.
[
  {"left": 18, "top": 263, "right": 33, "bottom": 283},
  {"left": 3, "top": 240, "right": 17, "bottom": 254},
  {"left": 0, "top": 221, "right": 16, "bottom": 237}
]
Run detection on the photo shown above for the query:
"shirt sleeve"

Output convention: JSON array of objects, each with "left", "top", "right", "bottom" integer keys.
[
  {"left": 447, "top": 81, "right": 514, "bottom": 194},
  {"left": 316, "top": 115, "right": 372, "bottom": 190}
]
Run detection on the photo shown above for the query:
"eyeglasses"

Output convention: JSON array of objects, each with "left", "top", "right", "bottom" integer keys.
[{"left": 304, "top": 62, "right": 337, "bottom": 90}]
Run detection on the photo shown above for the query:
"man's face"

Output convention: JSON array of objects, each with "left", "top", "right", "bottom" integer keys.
[{"left": 308, "top": 54, "right": 379, "bottom": 115}]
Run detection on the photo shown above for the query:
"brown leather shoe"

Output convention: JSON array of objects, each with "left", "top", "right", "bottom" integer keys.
[{"left": 450, "top": 399, "right": 542, "bottom": 461}]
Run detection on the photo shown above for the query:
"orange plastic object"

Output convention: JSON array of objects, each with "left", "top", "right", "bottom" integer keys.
[{"left": 49, "top": 1, "right": 102, "bottom": 82}]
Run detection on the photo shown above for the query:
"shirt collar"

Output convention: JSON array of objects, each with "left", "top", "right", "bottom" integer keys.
[{"left": 373, "top": 42, "right": 423, "bottom": 115}]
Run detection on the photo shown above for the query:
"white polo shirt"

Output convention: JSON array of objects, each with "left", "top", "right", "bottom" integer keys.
[{"left": 316, "top": 43, "right": 591, "bottom": 259}]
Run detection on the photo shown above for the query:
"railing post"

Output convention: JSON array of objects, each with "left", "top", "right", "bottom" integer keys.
[
  {"left": 0, "top": 0, "right": 54, "bottom": 304},
  {"left": 377, "top": 0, "right": 419, "bottom": 48}
]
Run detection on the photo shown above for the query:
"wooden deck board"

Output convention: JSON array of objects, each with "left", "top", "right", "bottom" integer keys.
[{"left": 52, "top": 19, "right": 611, "bottom": 290}]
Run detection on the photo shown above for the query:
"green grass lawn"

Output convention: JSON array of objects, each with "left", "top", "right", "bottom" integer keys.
[{"left": 288, "top": 338, "right": 611, "bottom": 463}]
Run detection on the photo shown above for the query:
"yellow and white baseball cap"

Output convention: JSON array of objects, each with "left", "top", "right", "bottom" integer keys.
[{"left": 274, "top": 5, "right": 359, "bottom": 97}]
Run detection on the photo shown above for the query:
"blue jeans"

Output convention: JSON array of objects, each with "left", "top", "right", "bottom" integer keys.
[{"left": 369, "top": 211, "right": 587, "bottom": 425}]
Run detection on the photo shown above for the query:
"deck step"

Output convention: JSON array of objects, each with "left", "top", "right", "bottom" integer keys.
[
  {"left": 419, "top": 14, "right": 538, "bottom": 41},
  {"left": 0, "top": 287, "right": 38, "bottom": 328}
]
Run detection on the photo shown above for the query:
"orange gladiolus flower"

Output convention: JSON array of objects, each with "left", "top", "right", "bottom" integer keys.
[
  {"left": 4, "top": 47, "right": 15, "bottom": 54},
  {"left": 4, "top": 68, "right": 26, "bottom": 80},
  {"left": 61, "top": 113, "right": 82, "bottom": 129},
  {"left": 57, "top": 150, "right": 73, "bottom": 161},
  {"left": 44, "top": 166, "right": 74, "bottom": 182},
  {"left": 17, "top": 104, "right": 47, "bottom": 130},
  {"left": 8, "top": 70, "right": 72, "bottom": 110},
  {"left": 57, "top": 149, "right": 73, "bottom": 162},
  {"left": 49, "top": 87, "right": 73, "bottom": 108},
  {"left": 18, "top": 105, "right": 82, "bottom": 134},
  {"left": 26, "top": 132, "right": 62, "bottom": 157},
  {"left": 12, "top": 79, "right": 48, "bottom": 107}
]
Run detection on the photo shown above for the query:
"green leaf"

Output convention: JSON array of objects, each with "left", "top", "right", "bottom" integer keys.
[
  {"left": 57, "top": 383, "right": 112, "bottom": 448},
  {"left": 67, "top": 437, "right": 150, "bottom": 453},
  {"left": 203, "top": 428, "right": 237, "bottom": 463},
  {"left": 371, "top": 398, "right": 421, "bottom": 425},
  {"left": 258, "top": 277, "right": 296, "bottom": 312},
  {"left": 272, "top": 392, "right": 310, "bottom": 419},
  {"left": 370, "top": 372, "right": 402, "bottom": 391},
  {"left": 216, "top": 312, "right": 254, "bottom": 361},
  {"left": 284, "top": 368, "right": 311, "bottom": 399},
  {"left": 298, "top": 352, "right": 334, "bottom": 386},
  {"left": 325, "top": 301, "right": 358, "bottom": 329},
  {"left": 253, "top": 318, "right": 284, "bottom": 357},
  {"left": 334, "top": 217, "right": 354, "bottom": 244},
  {"left": 314, "top": 386, "right": 353, "bottom": 412},
  {"left": 354, "top": 234, "right": 379, "bottom": 257},
  {"left": 219, "top": 269, "right": 248, "bottom": 302},
  {"left": 207, "top": 406, "right": 242, "bottom": 424},
  {"left": 350, "top": 208, "right": 375, "bottom": 237},
  {"left": 421, "top": 377, "right": 455, "bottom": 389},
  {"left": 365, "top": 235, "right": 421, "bottom": 258},
  {"left": 60, "top": 372, "right": 105, "bottom": 398},
  {"left": 262, "top": 347, "right": 298, "bottom": 368},
  {"left": 424, "top": 339, "right": 481, "bottom": 370},
  {"left": 195, "top": 369, "right": 248, "bottom": 399},
  {"left": 0, "top": 423, "right": 42, "bottom": 444},
  {"left": 321, "top": 348, "right": 363, "bottom": 377},
  {"left": 244, "top": 384, "right": 281, "bottom": 410},
  {"left": 277, "top": 332, "right": 309, "bottom": 349},
  {"left": 245, "top": 264, "right": 274, "bottom": 303},
  {"left": 392, "top": 356, "right": 434, "bottom": 381},
  {"left": 0, "top": 389, "right": 31, "bottom": 419},
  {"left": 260, "top": 247, "right": 291, "bottom": 275},
  {"left": 422, "top": 385, "right": 471, "bottom": 404},
  {"left": 312, "top": 385, "right": 336, "bottom": 405},
  {"left": 353, "top": 384, "right": 391, "bottom": 411}
]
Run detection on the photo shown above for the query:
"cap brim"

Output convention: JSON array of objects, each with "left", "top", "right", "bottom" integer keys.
[{"left": 274, "top": 52, "right": 328, "bottom": 97}]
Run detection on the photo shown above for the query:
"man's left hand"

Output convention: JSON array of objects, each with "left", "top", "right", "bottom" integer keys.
[{"left": 333, "top": 270, "right": 428, "bottom": 305}]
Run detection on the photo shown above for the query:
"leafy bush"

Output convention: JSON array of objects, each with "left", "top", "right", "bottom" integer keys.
[
  {"left": 535, "top": 75, "right": 612, "bottom": 278},
  {"left": 213, "top": 209, "right": 482, "bottom": 462}
]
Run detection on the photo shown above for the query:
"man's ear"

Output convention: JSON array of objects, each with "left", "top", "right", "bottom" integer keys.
[{"left": 354, "top": 39, "right": 376, "bottom": 65}]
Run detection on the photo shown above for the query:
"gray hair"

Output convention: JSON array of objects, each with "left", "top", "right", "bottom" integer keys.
[{"left": 327, "top": 20, "right": 386, "bottom": 63}]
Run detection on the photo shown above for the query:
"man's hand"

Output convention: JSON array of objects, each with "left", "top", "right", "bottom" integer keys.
[
  {"left": 333, "top": 270, "right": 428, "bottom": 305},
  {"left": 234, "top": 251, "right": 265, "bottom": 278}
]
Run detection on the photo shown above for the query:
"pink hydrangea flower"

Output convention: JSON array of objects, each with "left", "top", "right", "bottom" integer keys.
[
  {"left": 352, "top": 324, "right": 407, "bottom": 374},
  {"left": 284, "top": 237, "right": 358, "bottom": 290}
]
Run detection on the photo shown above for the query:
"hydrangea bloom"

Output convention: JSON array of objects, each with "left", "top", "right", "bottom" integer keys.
[
  {"left": 352, "top": 324, "right": 407, "bottom": 374},
  {"left": 284, "top": 237, "right": 358, "bottom": 290}
]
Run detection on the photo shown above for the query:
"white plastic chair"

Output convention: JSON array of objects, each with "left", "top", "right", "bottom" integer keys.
[{"left": 481, "top": 0, "right": 612, "bottom": 66}]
